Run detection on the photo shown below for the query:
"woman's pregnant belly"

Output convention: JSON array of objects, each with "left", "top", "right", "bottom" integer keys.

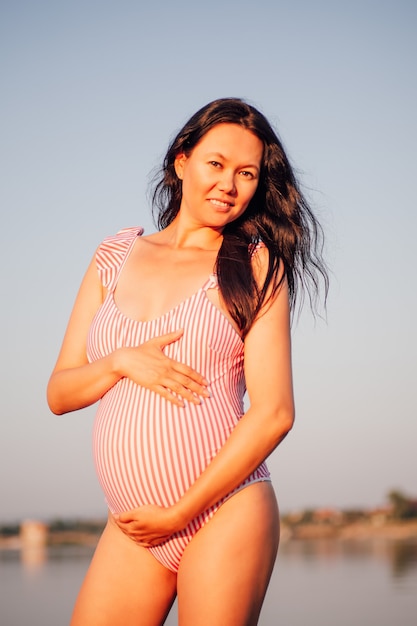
[{"left": 93, "top": 377, "right": 240, "bottom": 514}]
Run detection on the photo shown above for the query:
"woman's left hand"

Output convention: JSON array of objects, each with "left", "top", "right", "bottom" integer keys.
[{"left": 113, "top": 504, "right": 183, "bottom": 547}]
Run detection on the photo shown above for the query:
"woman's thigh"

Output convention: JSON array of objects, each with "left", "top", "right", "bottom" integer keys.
[
  {"left": 70, "top": 515, "right": 177, "bottom": 626},
  {"left": 177, "top": 482, "right": 280, "bottom": 626}
]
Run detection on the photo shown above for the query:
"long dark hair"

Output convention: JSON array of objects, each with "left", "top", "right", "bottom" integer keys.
[{"left": 152, "top": 97, "right": 328, "bottom": 337}]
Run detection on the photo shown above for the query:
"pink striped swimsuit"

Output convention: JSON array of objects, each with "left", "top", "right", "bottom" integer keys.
[{"left": 87, "top": 227, "right": 270, "bottom": 572}]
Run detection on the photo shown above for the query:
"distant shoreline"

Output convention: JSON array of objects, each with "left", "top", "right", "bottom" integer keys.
[
  {"left": 281, "top": 519, "right": 417, "bottom": 542},
  {"left": 1, "top": 520, "right": 417, "bottom": 551}
]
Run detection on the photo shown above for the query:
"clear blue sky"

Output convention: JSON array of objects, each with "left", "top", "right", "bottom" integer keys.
[{"left": 1, "top": 0, "right": 416, "bottom": 523}]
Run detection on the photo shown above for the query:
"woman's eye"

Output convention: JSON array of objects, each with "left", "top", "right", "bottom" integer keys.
[
  {"left": 209, "top": 161, "right": 221, "bottom": 168},
  {"left": 240, "top": 170, "right": 254, "bottom": 178}
]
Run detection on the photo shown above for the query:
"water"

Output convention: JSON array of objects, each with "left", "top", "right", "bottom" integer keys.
[{"left": 1, "top": 538, "right": 416, "bottom": 625}]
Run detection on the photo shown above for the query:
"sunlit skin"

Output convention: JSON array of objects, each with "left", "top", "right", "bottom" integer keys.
[
  {"left": 48, "top": 122, "right": 294, "bottom": 625},
  {"left": 174, "top": 123, "right": 263, "bottom": 234}
]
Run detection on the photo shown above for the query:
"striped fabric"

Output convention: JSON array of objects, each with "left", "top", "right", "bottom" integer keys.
[{"left": 87, "top": 227, "right": 270, "bottom": 572}]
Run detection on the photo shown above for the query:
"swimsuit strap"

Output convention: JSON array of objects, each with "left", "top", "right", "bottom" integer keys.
[
  {"left": 202, "top": 273, "right": 218, "bottom": 292},
  {"left": 201, "top": 242, "right": 264, "bottom": 293}
]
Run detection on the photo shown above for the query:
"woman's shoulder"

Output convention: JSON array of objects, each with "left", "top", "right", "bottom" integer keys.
[
  {"left": 97, "top": 226, "right": 143, "bottom": 254},
  {"left": 95, "top": 226, "right": 144, "bottom": 289},
  {"left": 250, "top": 241, "right": 285, "bottom": 292},
  {"left": 250, "top": 241, "right": 268, "bottom": 278},
  {"left": 100, "top": 226, "right": 144, "bottom": 247}
]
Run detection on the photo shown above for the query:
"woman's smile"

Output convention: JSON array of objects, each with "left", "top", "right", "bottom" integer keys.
[{"left": 208, "top": 198, "right": 235, "bottom": 210}]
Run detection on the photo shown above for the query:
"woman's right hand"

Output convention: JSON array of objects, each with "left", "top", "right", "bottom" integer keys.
[{"left": 115, "top": 329, "right": 210, "bottom": 407}]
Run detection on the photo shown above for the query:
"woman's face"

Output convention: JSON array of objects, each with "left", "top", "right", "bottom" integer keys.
[{"left": 174, "top": 123, "right": 263, "bottom": 231}]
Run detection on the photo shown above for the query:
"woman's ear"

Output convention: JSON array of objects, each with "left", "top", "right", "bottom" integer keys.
[{"left": 174, "top": 153, "right": 187, "bottom": 180}]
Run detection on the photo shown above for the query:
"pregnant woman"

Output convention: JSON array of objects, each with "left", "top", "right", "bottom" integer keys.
[{"left": 47, "top": 98, "right": 327, "bottom": 626}]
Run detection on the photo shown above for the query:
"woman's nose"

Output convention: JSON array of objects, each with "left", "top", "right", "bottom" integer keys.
[{"left": 218, "top": 171, "right": 236, "bottom": 194}]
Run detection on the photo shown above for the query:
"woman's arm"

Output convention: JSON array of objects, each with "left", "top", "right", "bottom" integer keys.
[
  {"left": 47, "top": 255, "right": 210, "bottom": 415},
  {"left": 176, "top": 281, "right": 294, "bottom": 512},
  {"left": 47, "top": 256, "right": 123, "bottom": 414},
  {"left": 115, "top": 254, "right": 294, "bottom": 543}
]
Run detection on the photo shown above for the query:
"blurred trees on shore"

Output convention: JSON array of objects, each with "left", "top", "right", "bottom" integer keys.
[{"left": 388, "top": 490, "right": 417, "bottom": 520}]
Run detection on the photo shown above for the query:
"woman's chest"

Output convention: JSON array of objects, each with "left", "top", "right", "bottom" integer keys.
[
  {"left": 115, "top": 242, "right": 218, "bottom": 323},
  {"left": 87, "top": 289, "right": 243, "bottom": 375}
]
